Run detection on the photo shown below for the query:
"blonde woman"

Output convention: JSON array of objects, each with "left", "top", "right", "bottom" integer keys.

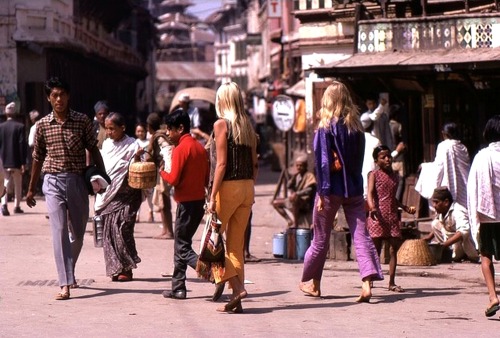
[
  {"left": 207, "top": 82, "right": 258, "bottom": 313},
  {"left": 299, "top": 81, "right": 383, "bottom": 302}
]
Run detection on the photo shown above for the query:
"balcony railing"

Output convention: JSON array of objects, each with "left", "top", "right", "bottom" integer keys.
[
  {"left": 358, "top": 13, "right": 500, "bottom": 53},
  {"left": 12, "top": 6, "right": 142, "bottom": 67}
]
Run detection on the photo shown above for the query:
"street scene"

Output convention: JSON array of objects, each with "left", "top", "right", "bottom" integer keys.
[
  {"left": 0, "top": 163, "right": 499, "bottom": 337},
  {"left": 2, "top": 0, "right": 500, "bottom": 337}
]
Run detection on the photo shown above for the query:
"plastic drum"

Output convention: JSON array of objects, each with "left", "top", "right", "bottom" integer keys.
[
  {"left": 273, "top": 233, "right": 285, "bottom": 258},
  {"left": 296, "top": 229, "right": 311, "bottom": 260}
]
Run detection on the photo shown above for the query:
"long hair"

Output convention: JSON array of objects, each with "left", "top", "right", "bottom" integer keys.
[
  {"left": 215, "top": 82, "right": 256, "bottom": 147},
  {"left": 318, "top": 81, "right": 363, "bottom": 133},
  {"left": 484, "top": 115, "right": 500, "bottom": 143}
]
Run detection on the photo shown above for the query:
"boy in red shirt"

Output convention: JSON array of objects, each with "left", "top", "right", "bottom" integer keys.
[{"left": 159, "top": 109, "right": 209, "bottom": 299}]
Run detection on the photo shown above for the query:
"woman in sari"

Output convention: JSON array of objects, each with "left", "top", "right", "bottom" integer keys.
[{"left": 95, "top": 112, "right": 144, "bottom": 281}]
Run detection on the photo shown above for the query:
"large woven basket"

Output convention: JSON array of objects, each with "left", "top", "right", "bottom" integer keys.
[
  {"left": 128, "top": 161, "right": 157, "bottom": 189},
  {"left": 397, "top": 239, "right": 436, "bottom": 266}
]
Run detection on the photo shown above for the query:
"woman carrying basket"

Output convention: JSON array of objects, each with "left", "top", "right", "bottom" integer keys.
[{"left": 94, "top": 112, "right": 144, "bottom": 282}]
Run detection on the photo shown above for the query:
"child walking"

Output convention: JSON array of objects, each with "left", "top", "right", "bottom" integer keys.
[
  {"left": 366, "top": 145, "right": 415, "bottom": 292},
  {"left": 135, "top": 122, "right": 154, "bottom": 223}
]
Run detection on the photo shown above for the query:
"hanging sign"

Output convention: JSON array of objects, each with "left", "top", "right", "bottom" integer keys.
[
  {"left": 272, "top": 95, "right": 295, "bottom": 132},
  {"left": 268, "top": 0, "right": 282, "bottom": 18}
]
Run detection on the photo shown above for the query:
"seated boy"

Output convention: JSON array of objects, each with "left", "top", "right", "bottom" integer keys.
[{"left": 424, "top": 186, "right": 479, "bottom": 263}]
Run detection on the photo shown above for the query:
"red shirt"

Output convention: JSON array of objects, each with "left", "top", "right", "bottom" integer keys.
[{"left": 160, "top": 134, "right": 208, "bottom": 202}]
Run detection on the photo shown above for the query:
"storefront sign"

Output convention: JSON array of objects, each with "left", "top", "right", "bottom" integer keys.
[{"left": 268, "top": 0, "right": 282, "bottom": 18}]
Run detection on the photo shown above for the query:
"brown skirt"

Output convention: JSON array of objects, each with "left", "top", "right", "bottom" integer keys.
[{"left": 99, "top": 180, "right": 143, "bottom": 276}]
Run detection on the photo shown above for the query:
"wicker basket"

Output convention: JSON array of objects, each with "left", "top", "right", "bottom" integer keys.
[
  {"left": 397, "top": 239, "right": 436, "bottom": 266},
  {"left": 128, "top": 161, "right": 157, "bottom": 189}
]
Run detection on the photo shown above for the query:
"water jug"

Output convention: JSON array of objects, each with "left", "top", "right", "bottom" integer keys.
[{"left": 93, "top": 215, "right": 104, "bottom": 248}]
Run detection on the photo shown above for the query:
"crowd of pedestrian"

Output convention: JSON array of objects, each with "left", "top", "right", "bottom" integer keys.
[{"left": 1, "top": 76, "right": 500, "bottom": 318}]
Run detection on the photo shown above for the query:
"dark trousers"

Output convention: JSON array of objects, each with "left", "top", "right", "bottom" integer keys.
[{"left": 172, "top": 199, "right": 205, "bottom": 292}]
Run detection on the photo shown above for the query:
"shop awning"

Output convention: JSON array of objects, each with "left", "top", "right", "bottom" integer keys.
[
  {"left": 286, "top": 79, "right": 305, "bottom": 98},
  {"left": 315, "top": 47, "right": 500, "bottom": 75}
]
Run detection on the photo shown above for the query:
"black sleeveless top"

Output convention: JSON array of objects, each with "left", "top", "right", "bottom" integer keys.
[{"left": 209, "top": 120, "right": 253, "bottom": 187}]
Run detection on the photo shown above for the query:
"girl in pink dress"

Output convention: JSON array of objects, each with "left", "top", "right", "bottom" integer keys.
[{"left": 367, "top": 145, "right": 415, "bottom": 292}]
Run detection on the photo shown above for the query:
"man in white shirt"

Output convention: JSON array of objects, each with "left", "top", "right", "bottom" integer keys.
[
  {"left": 425, "top": 187, "right": 479, "bottom": 262},
  {"left": 361, "top": 112, "right": 381, "bottom": 199},
  {"left": 364, "top": 95, "right": 394, "bottom": 151}
]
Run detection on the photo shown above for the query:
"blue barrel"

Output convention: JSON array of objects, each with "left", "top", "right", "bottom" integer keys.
[
  {"left": 273, "top": 233, "right": 285, "bottom": 258},
  {"left": 296, "top": 229, "right": 311, "bottom": 260}
]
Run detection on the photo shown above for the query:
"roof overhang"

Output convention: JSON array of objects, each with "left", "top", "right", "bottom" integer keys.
[{"left": 314, "top": 47, "right": 500, "bottom": 76}]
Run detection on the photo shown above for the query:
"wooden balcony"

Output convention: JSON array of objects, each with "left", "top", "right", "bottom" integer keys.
[
  {"left": 357, "top": 12, "right": 500, "bottom": 53},
  {"left": 12, "top": 6, "right": 142, "bottom": 68}
]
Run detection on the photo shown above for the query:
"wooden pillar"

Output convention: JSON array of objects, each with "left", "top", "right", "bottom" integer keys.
[{"left": 421, "top": 0, "right": 427, "bottom": 17}]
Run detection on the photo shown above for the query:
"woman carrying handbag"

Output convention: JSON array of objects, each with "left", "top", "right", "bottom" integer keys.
[{"left": 206, "top": 82, "right": 258, "bottom": 313}]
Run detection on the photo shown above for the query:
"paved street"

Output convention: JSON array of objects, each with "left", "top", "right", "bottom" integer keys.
[{"left": 0, "top": 163, "right": 499, "bottom": 337}]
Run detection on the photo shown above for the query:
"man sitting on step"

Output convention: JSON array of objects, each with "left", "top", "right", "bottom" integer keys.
[{"left": 272, "top": 154, "right": 316, "bottom": 229}]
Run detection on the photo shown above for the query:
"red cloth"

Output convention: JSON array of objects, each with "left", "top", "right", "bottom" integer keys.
[
  {"left": 367, "top": 169, "right": 401, "bottom": 238},
  {"left": 160, "top": 134, "right": 208, "bottom": 202}
]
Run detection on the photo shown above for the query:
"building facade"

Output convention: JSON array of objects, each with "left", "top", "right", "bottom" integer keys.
[
  {"left": 154, "top": 0, "right": 216, "bottom": 112},
  {"left": 0, "top": 0, "right": 156, "bottom": 124},
  {"left": 295, "top": 0, "right": 500, "bottom": 174}
]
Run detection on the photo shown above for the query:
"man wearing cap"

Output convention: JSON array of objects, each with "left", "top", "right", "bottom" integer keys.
[
  {"left": 92, "top": 100, "right": 110, "bottom": 150},
  {"left": 0, "top": 102, "right": 27, "bottom": 216},
  {"left": 178, "top": 93, "right": 211, "bottom": 145},
  {"left": 363, "top": 95, "right": 394, "bottom": 151},
  {"left": 272, "top": 154, "right": 316, "bottom": 228},
  {"left": 178, "top": 93, "right": 200, "bottom": 130},
  {"left": 424, "top": 186, "right": 479, "bottom": 263}
]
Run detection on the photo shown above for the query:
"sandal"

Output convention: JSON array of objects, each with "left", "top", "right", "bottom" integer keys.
[
  {"left": 233, "top": 300, "right": 243, "bottom": 313},
  {"left": 55, "top": 289, "right": 70, "bottom": 300},
  {"left": 117, "top": 270, "right": 133, "bottom": 282},
  {"left": 216, "top": 291, "right": 247, "bottom": 312},
  {"left": 485, "top": 303, "right": 500, "bottom": 317},
  {"left": 388, "top": 285, "right": 405, "bottom": 292}
]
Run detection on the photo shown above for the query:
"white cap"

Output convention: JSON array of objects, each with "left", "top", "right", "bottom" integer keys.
[
  {"left": 5, "top": 102, "right": 16, "bottom": 116},
  {"left": 179, "top": 93, "right": 190, "bottom": 103}
]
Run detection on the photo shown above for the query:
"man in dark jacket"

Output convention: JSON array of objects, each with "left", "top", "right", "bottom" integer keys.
[{"left": 0, "top": 102, "right": 27, "bottom": 216}]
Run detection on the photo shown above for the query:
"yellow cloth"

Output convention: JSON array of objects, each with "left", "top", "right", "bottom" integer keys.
[
  {"left": 293, "top": 99, "right": 306, "bottom": 133},
  {"left": 214, "top": 179, "right": 254, "bottom": 284}
]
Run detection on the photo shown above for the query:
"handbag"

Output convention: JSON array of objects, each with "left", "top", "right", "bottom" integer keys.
[
  {"left": 199, "top": 212, "right": 225, "bottom": 262},
  {"left": 196, "top": 212, "right": 225, "bottom": 281}
]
